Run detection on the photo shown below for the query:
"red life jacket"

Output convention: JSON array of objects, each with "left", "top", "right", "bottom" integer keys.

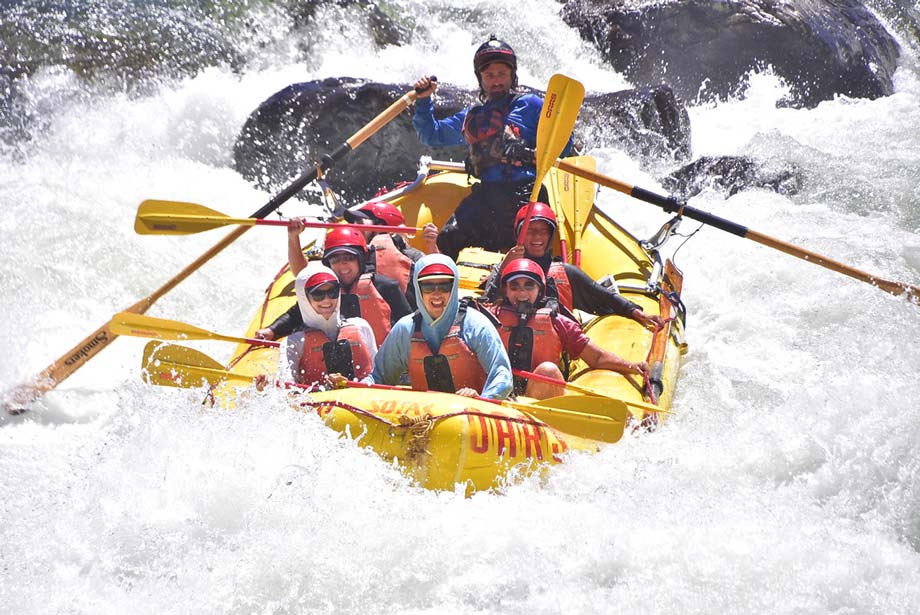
[
  {"left": 493, "top": 305, "right": 564, "bottom": 372},
  {"left": 296, "top": 322, "right": 374, "bottom": 386},
  {"left": 461, "top": 94, "right": 522, "bottom": 177},
  {"left": 407, "top": 307, "right": 486, "bottom": 394},
  {"left": 547, "top": 262, "right": 573, "bottom": 313},
  {"left": 370, "top": 234, "right": 412, "bottom": 294},
  {"left": 343, "top": 273, "right": 392, "bottom": 346}
]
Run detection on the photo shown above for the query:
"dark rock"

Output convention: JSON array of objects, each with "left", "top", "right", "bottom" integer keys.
[
  {"left": 561, "top": 0, "right": 901, "bottom": 108},
  {"left": 581, "top": 84, "right": 691, "bottom": 162},
  {"left": 232, "top": 78, "right": 472, "bottom": 204},
  {"left": 234, "top": 79, "right": 692, "bottom": 203},
  {"left": 661, "top": 155, "right": 804, "bottom": 200}
]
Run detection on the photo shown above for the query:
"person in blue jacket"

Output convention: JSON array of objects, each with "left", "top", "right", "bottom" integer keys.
[
  {"left": 333, "top": 254, "right": 512, "bottom": 400},
  {"left": 412, "top": 35, "right": 573, "bottom": 260}
]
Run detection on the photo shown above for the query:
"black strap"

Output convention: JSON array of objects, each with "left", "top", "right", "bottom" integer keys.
[
  {"left": 340, "top": 293, "right": 361, "bottom": 319},
  {"left": 322, "top": 339, "right": 355, "bottom": 380},
  {"left": 423, "top": 354, "right": 456, "bottom": 393}
]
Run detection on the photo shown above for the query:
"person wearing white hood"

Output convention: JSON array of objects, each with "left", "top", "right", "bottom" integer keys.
[
  {"left": 258, "top": 263, "right": 377, "bottom": 390},
  {"left": 331, "top": 254, "right": 512, "bottom": 400}
]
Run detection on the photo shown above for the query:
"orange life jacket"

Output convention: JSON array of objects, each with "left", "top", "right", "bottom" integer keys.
[
  {"left": 407, "top": 307, "right": 486, "bottom": 394},
  {"left": 342, "top": 273, "right": 391, "bottom": 346},
  {"left": 547, "top": 262, "right": 573, "bottom": 313},
  {"left": 297, "top": 322, "right": 374, "bottom": 386},
  {"left": 494, "top": 305, "right": 563, "bottom": 371},
  {"left": 370, "top": 234, "right": 412, "bottom": 294}
]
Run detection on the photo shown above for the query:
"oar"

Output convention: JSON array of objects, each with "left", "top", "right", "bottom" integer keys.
[
  {"left": 110, "top": 312, "right": 280, "bottom": 347},
  {"left": 517, "top": 74, "right": 585, "bottom": 245},
  {"left": 135, "top": 200, "right": 421, "bottom": 236},
  {"left": 4, "top": 82, "right": 427, "bottom": 413},
  {"left": 553, "top": 158, "right": 920, "bottom": 304},
  {"left": 511, "top": 368, "right": 670, "bottom": 417},
  {"left": 568, "top": 156, "right": 597, "bottom": 267},
  {"left": 141, "top": 342, "right": 257, "bottom": 388},
  {"left": 140, "top": 343, "right": 624, "bottom": 442}
]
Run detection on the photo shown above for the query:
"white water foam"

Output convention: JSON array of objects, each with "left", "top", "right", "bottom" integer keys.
[{"left": 2, "top": 1, "right": 920, "bottom": 612}]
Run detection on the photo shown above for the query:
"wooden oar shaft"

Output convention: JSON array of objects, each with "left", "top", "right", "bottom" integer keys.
[{"left": 554, "top": 159, "right": 920, "bottom": 303}]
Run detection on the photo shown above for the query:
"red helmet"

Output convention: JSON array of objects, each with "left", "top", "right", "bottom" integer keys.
[
  {"left": 474, "top": 35, "right": 518, "bottom": 93},
  {"left": 500, "top": 258, "right": 546, "bottom": 290},
  {"left": 344, "top": 200, "right": 405, "bottom": 227},
  {"left": 322, "top": 227, "right": 368, "bottom": 266},
  {"left": 514, "top": 202, "right": 557, "bottom": 238}
]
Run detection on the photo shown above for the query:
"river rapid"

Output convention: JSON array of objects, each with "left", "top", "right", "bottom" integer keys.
[{"left": 2, "top": 1, "right": 920, "bottom": 613}]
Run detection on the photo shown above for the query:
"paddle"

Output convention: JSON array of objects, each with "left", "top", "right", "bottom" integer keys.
[
  {"left": 135, "top": 200, "right": 421, "bottom": 236},
  {"left": 141, "top": 342, "right": 625, "bottom": 442},
  {"left": 546, "top": 167, "right": 571, "bottom": 262},
  {"left": 110, "top": 312, "right": 281, "bottom": 348},
  {"left": 141, "top": 342, "right": 256, "bottom": 388},
  {"left": 517, "top": 74, "right": 585, "bottom": 245},
  {"left": 553, "top": 158, "right": 920, "bottom": 304},
  {"left": 4, "top": 82, "right": 426, "bottom": 413},
  {"left": 568, "top": 156, "right": 597, "bottom": 266},
  {"left": 510, "top": 368, "right": 670, "bottom": 417}
]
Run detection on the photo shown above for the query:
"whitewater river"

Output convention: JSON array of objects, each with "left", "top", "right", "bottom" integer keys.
[{"left": 2, "top": 1, "right": 920, "bottom": 613}]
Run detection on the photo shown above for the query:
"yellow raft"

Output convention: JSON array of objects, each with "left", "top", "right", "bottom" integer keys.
[{"left": 208, "top": 156, "right": 687, "bottom": 492}]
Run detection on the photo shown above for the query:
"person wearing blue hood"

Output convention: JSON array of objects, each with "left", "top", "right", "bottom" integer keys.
[{"left": 335, "top": 254, "right": 512, "bottom": 400}]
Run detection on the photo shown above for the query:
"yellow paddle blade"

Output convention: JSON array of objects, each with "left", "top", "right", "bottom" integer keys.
[
  {"left": 141, "top": 342, "right": 256, "bottom": 389},
  {"left": 501, "top": 398, "right": 623, "bottom": 444},
  {"left": 110, "top": 312, "right": 244, "bottom": 344},
  {"left": 530, "top": 74, "right": 585, "bottom": 202},
  {"left": 569, "top": 156, "right": 597, "bottom": 236},
  {"left": 135, "top": 199, "right": 256, "bottom": 235}
]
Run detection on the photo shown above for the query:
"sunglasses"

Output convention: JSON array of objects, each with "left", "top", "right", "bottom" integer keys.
[
  {"left": 507, "top": 279, "right": 538, "bottom": 291},
  {"left": 327, "top": 253, "right": 357, "bottom": 265},
  {"left": 307, "top": 284, "right": 341, "bottom": 301},
  {"left": 419, "top": 281, "right": 454, "bottom": 294}
]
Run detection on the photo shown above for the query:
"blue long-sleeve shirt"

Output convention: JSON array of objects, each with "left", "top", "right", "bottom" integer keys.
[
  {"left": 413, "top": 93, "right": 571, "bottom": 184},
  {"left": 366, "top": 308, "right": 513, "bottom": 400}
]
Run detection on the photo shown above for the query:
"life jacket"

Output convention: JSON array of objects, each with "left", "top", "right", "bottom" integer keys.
[
  {"left": 296, "top": 322, "right": 374, "bottom": 386},
  {"left": 407, "top": 304, "right": 487, "bottom": 394},
  {"left": 340, "top": 273, "right": 392, "bottom": 346},
  {"left": 546, "top": 262, "right": 574, "bottom": 313},
  {"left": 494, "top": 304, "right": 563, "bottom": 394},
  {"left": 461, "top": 94, "right": 528, "bottom": 178},
  {"left": 369, "top": 234, "right": 412, "bottom": 294}
]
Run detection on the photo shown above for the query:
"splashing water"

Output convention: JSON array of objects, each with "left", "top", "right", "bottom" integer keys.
[{"left": 2, "top": 1, "right": 920, "bottom": 612}]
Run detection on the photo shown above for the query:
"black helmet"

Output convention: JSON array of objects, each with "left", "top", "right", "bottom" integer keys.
[{"left": 473, "top": 35, "right": 517, "bottom": 76}]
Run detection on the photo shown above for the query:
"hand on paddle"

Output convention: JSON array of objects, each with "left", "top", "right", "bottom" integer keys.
[
  {"left": 413, "top": 76, "right": 437, "bottom": 98},
  {"left": 254, "top": 327, "right": 275, "bottom": 341},
  {"left": 254, "top": 374, "right": 272, "bottom": 392},
  {"left": 325, "top": 373, "right": 349, "bottom": 389},
  {"left": 421, "top": 223, "right": 440, "bottom": 254},
  {"left": 499, "top": 245, "right": 526, "bottom": 271}
]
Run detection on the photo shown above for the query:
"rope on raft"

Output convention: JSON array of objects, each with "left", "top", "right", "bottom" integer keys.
[{"left": 295, "top": 397, "right": 553, "bottom": 465}]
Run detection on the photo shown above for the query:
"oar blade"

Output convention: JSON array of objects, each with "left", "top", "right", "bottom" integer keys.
[
  {"left": 141, "top": 342, "right": 254, "bottom": 389},
  {"left": 110, "top": 311, "right": 214, "bottom": 342},
  {"left": 530, "top": 74, "right": 585, "bottom": 202},
  {"left": 135, "top": 199, "right": 232, "bottom": 235}
]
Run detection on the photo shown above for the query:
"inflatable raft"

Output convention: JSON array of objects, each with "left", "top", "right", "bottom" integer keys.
[{"left": 142, "top": 156, "right": 687, "bottom": 493}]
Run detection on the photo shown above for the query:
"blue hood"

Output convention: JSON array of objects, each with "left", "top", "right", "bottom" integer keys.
[{"left": 411, "top": 254, "right": 460, "bottom": 352}]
